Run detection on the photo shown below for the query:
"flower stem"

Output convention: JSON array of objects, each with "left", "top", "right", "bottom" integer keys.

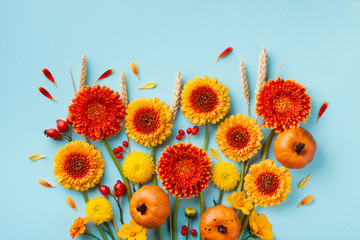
[
  {"left": 85, "top": 230, "right": 101, "bottom": 240},
  {"left": 102, "top": 138, "right": 132, "bottom": 202},
  {"left": 244, "top": 235, "right": 252, "bottom": 240},
  {"left": 82, "top": 191, "right": 108, "bottom": 240},
  {"left": 262, "top": 129, "right": 274, "bottom": 161},
  {"left": 203, "top": 122, "right": 209, "bottom": 151},
  {"left": 237, "top": 161, "right": 246, "bottom": 193},
  {"left": 104, "top": 222, "right": 116, "bottom": 240},
  {"left": 186, "top": 217, "right": 191, "bottom": 240},
  {"left": 115, "top": 197, "right": 124, "bottom": 224},
  {"left": 150, "top": 146, "right": 157, "bottom": 186},
  {"left": 199, "top": 192, "right": 205, "bottom": 215},
  {"left": 238, "top": 206, "right": 258, "bottom": 239},
  {"left": 172, "top": 197, "right": 180, "bottom": 240},
  {"left": 217, "top": 190, "right": 224, "bottom": 205}
]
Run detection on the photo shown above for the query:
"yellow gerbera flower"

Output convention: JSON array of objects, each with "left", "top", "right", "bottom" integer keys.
[
  {"left": 70, "top": 217, "right": 89, "bottom": 239},
  {"left": 53, "top": 141, "right": 105, "bottom": 191},
  {"left": 212, "top": 161, "right": 240, "bottom": 191},
  {"left": 123, "top": 152, "right": 155, "bottom": 184},
  {"left": 125, "top": 97, "right": 172, "bottom": 147},
  {"left": 181, "top": 75, "right": 230, "bottom": 125},
  {"left": 117, "top": 219, "right": 148, "bottom": 240},
  {"left": 85, "top": 197, "right": 113, "bottom": 225},
  {"left": 226, "top": 191, "right": 254, "bottom": 215},
  {"left": 244, "top": 159, "right": 292, "bottom": 207},
  {"left": 216, "top": 114, "right": 263, "bottom": 162},
  {"left": 249, "top": 211, "right": 274, "bottom": 240}
]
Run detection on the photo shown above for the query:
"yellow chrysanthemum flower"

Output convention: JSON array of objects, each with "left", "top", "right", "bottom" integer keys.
[
  {"left": 53, "top": 141, "right": 105, "bottom": 191},
  {"left": 249, "top": 211, "right": 274, "bottom": 240},
  {"left": 216, "top": 114, "right": 263, "bottom": 162},
  {"left": 244, "top": 159, "right": 292, "bottom": 207},
  {"left": 117, "top": 219, "right": 148, "bottom": 240},
  {"left": 181, "top": 76, "right": 230, "bottom": 125},
  {"left": 211, "top": 161, "right": 240, "bottom": 191},
  {"left": 125, "top": 97, "right": 172, "bottom": 147},
  {"left": 226, "top": 191, "right": 254, "bottom": 215},
  {"left": 85, "top": 197, "right": 113, "bottom": 225},
  {"left": 123, "top": 152, "right": 155, "bottom": 184}
]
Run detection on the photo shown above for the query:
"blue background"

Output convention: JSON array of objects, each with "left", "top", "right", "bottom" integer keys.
[{"left": 1, "top": 0, "right": 359, "bottom": 239}]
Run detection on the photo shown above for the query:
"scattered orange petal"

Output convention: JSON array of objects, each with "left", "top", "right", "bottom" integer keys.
[
  {"left": 139, "top": 82, "right": 156, "bottom": 89},
  {"left": 95, "top": 69, "right": 113, "bottom": 82},
  {"left": 317, "top": 101, "right": 328, "bottom": 122},
  {"left": 297, "top": 196, "right": 314, "bottom": 208},
  {"left": 130, "top": 62, "right": 139, "bottom": 79},
  {"left": 216, "top": 47, "right": 233, "bottom": 62},
  {"left": 299, "top": 174, "right": 312, "bottom": 189},
  {"left": 66, "top": 197, "right": 77, "bottom": 211},
  {"left": 210, "top": 148, "right": 221, "bottom": 161},
  {"left": 29, "top": 155, "right": 46, "bottom": 161},
  {"left": 39, "top": 179, "right": 56, "bottom": 188},
  {"left": 42, "top": 68, "right": 57, "bottom": 87},
  {"left": 38, "top": 87, "right": 57, "bottom": 102}
]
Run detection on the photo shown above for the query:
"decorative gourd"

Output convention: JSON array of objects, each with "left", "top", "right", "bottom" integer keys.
[
  {"left": 199, "top": 205, "right": 241, "bottom": 240},
  {"left": 129, "top": 185, "right": 170, "bottom": 229},
  {"left": 273, "top": 127, "right": 317, "bottom": 169}
]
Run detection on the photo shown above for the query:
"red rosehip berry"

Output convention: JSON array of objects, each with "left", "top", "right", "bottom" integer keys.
[
  {"left": 178, "top": 130, "right": 185, "bottom": 136},
  {"left": 99, "top": 185, "right": 110, "bottom": 196},
  {"left": 56, "top": 119, "right": 69, "bottom": 133},
  {"left": 122, "top": 141, "right": 129, "bottom": 147},
  {"left": 181, "top": 230, "right": 187, "bottom": 236},
  {"left": 113, "top": 180, "right": 126, "bottom": 197},
  {"left": 116, "top": 153, "right": 123, "bottom": 159},
  {"left": 186, "top": 128, "right": 192, "bottom": 134},
  {"left": 113, "top": 148, "right": 119, "bottom": 154},
  {"left": 191, "top": 229, "right": 197, "bottom": 236},
  {"left": 182, "top": 225, "right": 188, "bottom": 231},
  {"left": 176, "top": 135, "right": 182, "bottom": 140},
  {"left": 44, "top": 128, "right": 59, "bottom": 139},
  {"left": 192, "top": 128, "right": 198, "bottom": 135},
  {"left": 66, "top": 115, "right": 73, "bottom": 124},
  {"left": 117, "top": 146, "right": 124, "bottom": 152}
]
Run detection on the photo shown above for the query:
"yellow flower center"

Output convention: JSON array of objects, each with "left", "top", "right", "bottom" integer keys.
[
  {"left": 65, "top": 154, "right": 89, "bottom": 178},
  {"left": 177, "top": 158, "right": 196, "bottom": 180},
  {"left": 86, "top": 101, "right": 107, "bottom": 122},
  {"left": 273, "top": 95, "right": 293, "bottom": 114},
  {"left": 256, "top": 173, "right": 279, "bottom": 195},
  {"left": 190, "top": 86, "right": 218, "bottom": 112},
  {"left": 227, "top": 128, "right": 249, "bottom": 149},
  {"left": 134, "top": 109, "right": 159, "bottom": 134}
]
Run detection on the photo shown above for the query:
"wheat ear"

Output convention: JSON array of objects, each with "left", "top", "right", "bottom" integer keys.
[
  {"left": 255, "top": 48, "right": 268, "bottom": 94},
  {"left": 170, "top": 71, "right": 182, "bottom": 124},
  {"left": 240, "top": 60, "right": 250, "bottom": 117},
  {"left": 79, "top": 54, "right": 87, "bottom": 90},
  {"left": 120, "top": 70, "right": 129, "bottom": 107}
]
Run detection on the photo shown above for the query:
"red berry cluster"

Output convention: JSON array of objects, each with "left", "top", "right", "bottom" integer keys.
[
  {"left": 176, "top": 126, "right": 199, "bottom": 141},
  {"left": 44, "top": 119, "right": 69, "bottom": 141},
  {"left": 181, "top": 225, "right": 196, "bottom": 237},
  {"left": 113, "top": 141, "right": 129, "bottom": 159},
  {"left": 99, "top": 180, "right": 126, "bottom": 198}
]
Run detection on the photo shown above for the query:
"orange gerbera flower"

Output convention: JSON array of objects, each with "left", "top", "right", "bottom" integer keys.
[
  {"left": 244, "top": 159, "right": 291, "bottom": 207},
  {"left": 181, "top": 76, "right": 230, "bottom": 125},
  {"left": 68, "top": 85, "right": 125, "bottom": 141},
  {"left": 70, "top": 217, "right": 89, "bottom": 239},
  {"left": 216, "top": 114, "right": 263, "bottom": 162},
  {"left": 157, "top": 142, "right": 212, "bottom": 198},
  {"left": 53, "top": 141, "right": 105, "bottom": 191},
  {"left": 255, "top": 78, "right": 311, "bottom": 132}
]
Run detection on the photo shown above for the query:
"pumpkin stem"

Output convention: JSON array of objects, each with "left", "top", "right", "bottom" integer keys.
[
  {"left": 295, "top": 143, "right": 305, "bottom": 155},
  {"left": 136, "top": 203, "right": 147, "bottom": 215},
  {"left": 217, "top": 224, "right": 227, "bottom": 234}
]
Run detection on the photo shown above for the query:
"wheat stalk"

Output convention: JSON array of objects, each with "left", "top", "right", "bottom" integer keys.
[
  {"left": 120, "top": 70, "right": 129, "bottom": 107},
  {"left": 255, "top": 48, "right": 268, "bottom": 95},
  {"left": 240, "top": 60, "right": 250, "bottom": 117},
  {"left": 79, "top": 54, "right": 87, "bottom": 90},
  {"left": 170, "top": 71, "right": 182, "bottom": 124}
]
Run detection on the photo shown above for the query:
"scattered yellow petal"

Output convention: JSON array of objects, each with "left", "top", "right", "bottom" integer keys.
[
  {"left": 66, "top": 197, "right": 77, "bottom": 211},
  {"left": 29, "top": 155, "right": 46, "bottom": 161},
  {"left": 139, "top": 82, "right": 156, "bottom": 89},
  {"left": 210, "top": 148, "right": 221, "bottom": 161},
  {"left": 299, "top": 174, "right": 312, "bottom": 189},
  {"left": 130, "top": 62, "right": 139, "bottom": 79},
  {"left": 39, "top": 179, "right": 56, "bottom": 188},
  {"left": 297, "top": 196, "right": 314, "bottom": 208}
]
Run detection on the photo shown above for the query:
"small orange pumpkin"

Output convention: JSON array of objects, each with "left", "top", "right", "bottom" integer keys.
[
  {"left": 274, "top": 127, "right": 317, "bottom": 169},
  {"left": 129, "top": 185, "right": 170, "bottom": 229},
  {"left": 199, "top": 205, "right": 241, "bottom": 240}
]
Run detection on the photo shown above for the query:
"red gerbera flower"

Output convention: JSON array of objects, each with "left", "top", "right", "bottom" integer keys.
[
  {"left": 157, "top": 142, "right": 212, "bottom": 198},
  {"left": 68, "top": 85, "right": 125, "bottom": 141},
  {"left": 255, "top": 78, "right": 311, "bottom": 132}
]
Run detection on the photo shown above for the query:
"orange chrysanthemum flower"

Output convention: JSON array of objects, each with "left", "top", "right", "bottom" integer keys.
[
  {"left": 255, "top": 78, "right": 311, "bottom": 132},
  {"left": 181, "top": 76, "right": 230, "bottom": 125},
  {"left": 125, "top": 97, "right": 172, "bottom": 147},
  {"left": 53, "top": 141, "right": 105, "bottom": 191},
  {"left": 157, "top": 142, "right": 212, "bottom": 198},
  {"left": 216, "top": 114, "right": 264, "bottom": 162},
  {"left": 68, "top": 85, "right": 125, "bottom": 141},
  {"left": 244, "top": 159, "right": 291, "bottom": 207},
  {"left": 70, "top": 217, "right": 89, "bottom": 239}
]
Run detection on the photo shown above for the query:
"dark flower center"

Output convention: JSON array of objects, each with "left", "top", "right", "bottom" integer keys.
[
  {"left": 190, "top": 87, "right": 218, "bottom": 112},
  {"left": 65, "top": 154, "right": 90, "bottom": 178},
  {"left": 227, "top": 128, "right": 249, "bottom": 149},
  {"left": 256, "top": 173, "right": 279, "bottom": 195},
  {"left": 134, "top": 109, "right": 158, "bottom": 134},
  {"left": 86, "top": 101, "right": 108, "bottom": 122}
]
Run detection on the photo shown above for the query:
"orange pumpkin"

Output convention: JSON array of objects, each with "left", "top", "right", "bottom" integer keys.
[
  {"left": 129, "top": 185, "right": 170, "bottom": 229},
  {"left": 274, "top": 127, "right": 317, "bottom": 169},
  {"left": 199, "top": 205, "right": 241, "bottom": 240}
]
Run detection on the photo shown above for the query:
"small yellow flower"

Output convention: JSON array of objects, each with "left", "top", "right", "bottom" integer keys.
[
  {"left": 249, "top": 211, "right": 274, "bottom": 240},
  {"left": 212, "top": 161, "right": 240, "bottom": 191},
  {"left": 226, "top": 191, "right": 253, "bottom": 215},
  {"left": 117, "top": 219, "right": 148, "bottom": 240},
  {"left": 70, "top": 217, "right": 89, "bottom": 239},
  {"left": 85, "top": 197, "right": 113, "bottom": 225},
  {"left": 123, "top": 152, "right": 155, "bottom": 184},
  {"left": 185, "top": 208, "right": 196, "bottom": 218}
]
